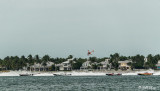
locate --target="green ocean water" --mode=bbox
[0,76,159,91]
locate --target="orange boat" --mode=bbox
[138,72,153,76]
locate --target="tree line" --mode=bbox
[0,53,160,71]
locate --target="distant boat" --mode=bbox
[53,73,72,76]
[138,72,153,76]
[106,73,122,76]
[19,73,34,76]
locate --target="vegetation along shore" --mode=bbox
[0,53,160,72]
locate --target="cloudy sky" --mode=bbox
[0,0,160,58]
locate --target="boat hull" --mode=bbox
[53,73,72,76]
[19,74,34,76]
[106,73,122,76]
[138,73,153,76]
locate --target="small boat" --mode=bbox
[53,73,72,76]
[106,73,114,76]
[138,72,153,76]
[19,73,34,76]
[116,73,122,76]
[53,74,62,76]
[106,73,122,76]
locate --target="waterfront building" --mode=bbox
[99,59,111,70]
[0,66,6,71]
[55,59,73,71]
[30,62,54,71]
[118,60,132,70]
[80,60,92,70]
[144,57,148,63]
[156,60,160,70]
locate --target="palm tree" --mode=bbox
[69,59,74,70]
[35,55,42,71]
[4,56,11,70]
[27,55,34,71]
[68,55,73,59]
[110,53,120,70]
[42,55,50,71]
[1,60,7,70]
[20,55,27,70]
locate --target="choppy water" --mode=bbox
[0,76,160,91]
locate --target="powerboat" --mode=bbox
[106,73,122,76]
[53,73,72,76]
[138,72,153,76]
[19,73,34,76]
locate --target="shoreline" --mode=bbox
[0,69,160,76]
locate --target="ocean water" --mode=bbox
[0,76,160,91]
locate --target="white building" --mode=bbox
[80,60,91,70]
[55,59,73,71]
[99,59,111,70]
[144,57,148,63]
[30,62,54,71]
[156,60,160,70]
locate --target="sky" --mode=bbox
[0,0,160,58]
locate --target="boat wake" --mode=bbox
[0,70,160,76]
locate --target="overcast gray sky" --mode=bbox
[0,0,160,58]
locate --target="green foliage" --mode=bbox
[67,55,73,59]
[89,57,97,63]
[49,65,55,71]
[92,64,98,69]
[72,58,85,69]
[110,53,120,70]
[53,57,66,64]
[0,53,159,71]
[119,56,128,61]
[144,54,160,69]
[42,55,50,67]
[131,54,145,69]
[97,57,108,63]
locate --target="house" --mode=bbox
[30,62,54,71]
[156,60,160,70]
[0,65,6,71]
[91,62,100,69]
[118,60,132,70]
[80,60,91,70]
[91,62,99,65]
[99,59,111,70]
[55,59,73,71]
[144,58,148,63]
